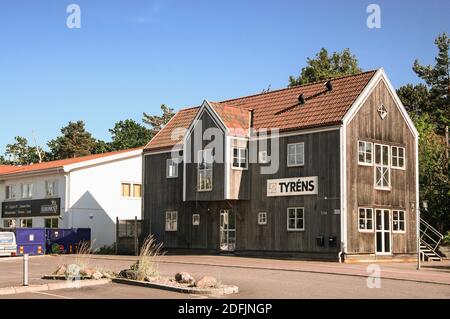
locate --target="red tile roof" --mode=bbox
[0,165,15,174]
[144,70,377,151]
[0,148,142,176]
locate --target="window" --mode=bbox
[377,104,388,119]
[392,210,406,232]
[167,159,179,178]
[358,141,373,165]
[391,146,405,169]
[287,143,304,167]
[232,148,248,169]
[287,207,304,231]
[358,208,374,232]
[121,183,141,198]
[165,211,178,231]
[45,180,58,197]
[197,149,213,191]
[3,219,16,228]
[45,218,59,229]
[5,185,16,200]
[19,219,32,228]
[258,212,267,225]
[374,144,390,189]
[21,183,33,199]
[259,151,269,164]
[192,214,200,226]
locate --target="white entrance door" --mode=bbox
[375,209,391,255]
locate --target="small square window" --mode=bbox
[165,211,178,232]
[259,151,269,164]
[258,212,267,225]
[392,210,406,233]
[192,214,200,226]
[167,159,179,178]
[358,141,373,165]
[287,207,304,231]
[287,143,304,167]
[358,208,374,232]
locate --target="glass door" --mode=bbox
[375,209,391,255]
[220,209,236,252]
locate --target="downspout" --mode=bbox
[338,124,347,263]
[64,173,71,228]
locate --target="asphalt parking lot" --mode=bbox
[1,255,449,299]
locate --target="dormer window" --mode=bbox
[232,147,248,169]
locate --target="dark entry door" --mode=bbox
[375,209,391,255]
[220,209,236,252]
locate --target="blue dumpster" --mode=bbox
[15,228,46,256]
[46,228,91,254]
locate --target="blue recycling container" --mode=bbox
[46,228,91,254]
[15,228,46,256]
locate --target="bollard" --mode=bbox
[23,254,29,286]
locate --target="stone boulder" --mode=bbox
[53,265,67,276]
[119,269,138,280]
[175,272,196,286]
[92,271,103,280]
[80,268,97,277]
[196,276,218,289]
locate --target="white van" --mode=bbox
[0,232,17,257]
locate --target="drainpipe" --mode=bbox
[64,173,71,228]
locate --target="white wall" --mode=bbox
[68,155,142,250]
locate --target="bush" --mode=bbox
[443,231,450,245]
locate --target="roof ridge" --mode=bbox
[218,69,379,105]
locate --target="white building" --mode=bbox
[0,149,143,250]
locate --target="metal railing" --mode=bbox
[420,218,444,257]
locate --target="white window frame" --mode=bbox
[358,207,374,232]
[374,143,391,190]
[392,210,406,233]
[258,212,267,225]
[287,207,305,231]
[232,147,248,170]
[3,219,16,228]
[166,158,179,178]
[358,141,373,166]
[165,211,178,232]
[197,149,213,192]
[258,150,269,164]
[5,185,17,200]
[45,180,58,197]
[391,146,406,170]
[192,214,200,226]
[287,142,305,167]
[21,183,33,199]
[19,218,33,228]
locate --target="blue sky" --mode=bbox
[0,0,449,154]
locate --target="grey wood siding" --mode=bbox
[346,80,418,255]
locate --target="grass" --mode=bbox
[134,235,165,281]
[74,240,94,270]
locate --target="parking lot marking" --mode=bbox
[34,291,73,300]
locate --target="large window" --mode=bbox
[391,146,405,169]
[374,144,390,189]
[21,183,33,199]
[165,211,178,231]
[5,185,16,200]
[19,219,33,228]
[45,218,59,229]
[358,208,374,232]
[167,159,179,178]
[45,180,58,197]
[287,207,304,231]
[3,219,16,228]
[232,148,248,169]
[392,210,406,233]
[358,141,373,165]
[121,183,141,198]
[197,149,213,191]
[287,143,304,167]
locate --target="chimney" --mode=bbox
[325,80,333,92]
[298,94,306,105]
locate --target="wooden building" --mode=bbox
[142,69,419,262]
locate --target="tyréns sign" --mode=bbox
[267,176,318,197]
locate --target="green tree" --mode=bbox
[288,48,362,87]
[397,83,432,117]
[413,114,450,233]
[48,121,96,159]
[143,104,175,137]
[4,136,42,165]
[91,139,113,154]
[411,33,450,132]
[109,119,152,151]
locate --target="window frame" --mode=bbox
[166,158,179,178]
[287,142,305,167]
[192,214,200,226]
[197,149,213,192]
[358,141,373,166]
[121,182,142,198]
[165,211,178,232]
[358,207,374,233]
[21,183,33,199]
[258,212,268,225]
[391,146,406,170]
[19,218,33,228]
[392,210,406,233]
[45,180,58,198]
[374,143,391,190]
[45,218,59,229]
[287,207,305,231]
[5,184,17,200]
[258,150,269,164]
[232,147,248,170]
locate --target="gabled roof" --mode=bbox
[0,165,15,174]
[0,148,142,177]
[144,70,377,151]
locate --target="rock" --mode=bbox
[80,268,96,277]
[66,264,81,277]
[144,276,158,283]
[92,272,103,280]
[102,272,113,279]
[119,269,138,280]
[53,265,67,276]
[175,272,195,285]
[196,276,218,289]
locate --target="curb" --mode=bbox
[0,279,111,296]
[112,278,239,295]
